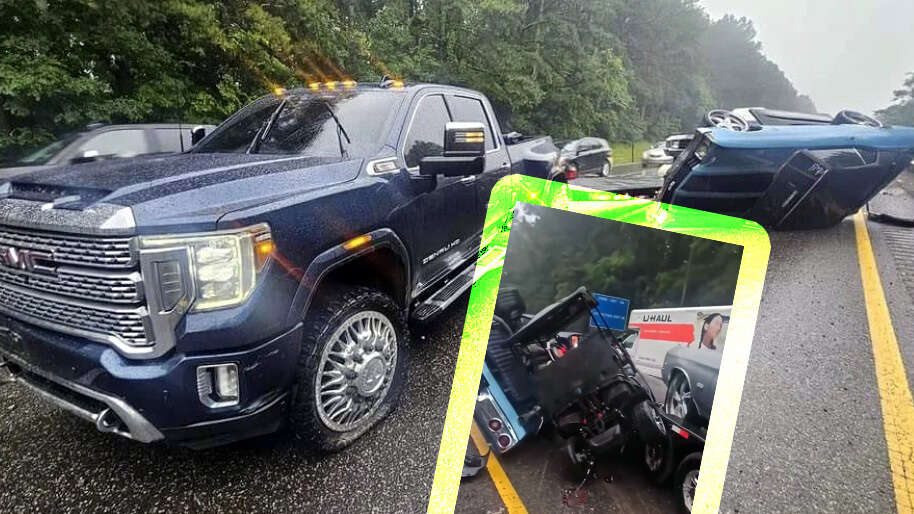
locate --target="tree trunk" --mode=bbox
[0,98,9,137]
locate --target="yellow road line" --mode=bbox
[854,211,914,513]
[469,423,529,514]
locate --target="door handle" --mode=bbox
[460,175,477,184]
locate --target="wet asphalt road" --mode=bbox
[719,173,914,513]
[0,300,467,513]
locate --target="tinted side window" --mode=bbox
[448,96,495,151]
[153,129,188,153]
[403,95,450,168]
[80,129,150,157]
[580,139,600,152]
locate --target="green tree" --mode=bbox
[700,15,817,114]
[607,0,716,139]
[0,1,817,160]
[501,204,742,314]
[876,72,914,126]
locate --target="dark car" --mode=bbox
[560,137,612,178]
[0,80,564,450]
[1,123,217,177]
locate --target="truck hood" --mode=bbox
[0,164,49,177]
[3,152,361,233]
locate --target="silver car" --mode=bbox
[641,141,673,168]
[661,344,721,427]
[1,123,217,178]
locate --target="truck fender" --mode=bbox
[285,228,411,326]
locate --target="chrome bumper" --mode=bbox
[0,353,164,443]
[474,389,521,454]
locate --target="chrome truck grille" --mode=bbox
[0,226,149,348]
[0,227,135,268]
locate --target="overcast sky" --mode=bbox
[700,0,914,116]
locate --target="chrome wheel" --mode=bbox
[666,375,692,419]
[706,109,749,131]
[601,162,611,177]
[682,469,699,512]
[315,311,398,432]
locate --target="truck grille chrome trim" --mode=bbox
[0,226,135,269]
[0,281,149,347]
[0,266,142,304]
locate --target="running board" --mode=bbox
[411,264,476,322]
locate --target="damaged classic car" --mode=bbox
[656,118,914,230]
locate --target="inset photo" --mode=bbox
[457,203,744,513]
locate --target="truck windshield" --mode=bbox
[195,90,402,157]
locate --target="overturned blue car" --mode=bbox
[656,112,914,230]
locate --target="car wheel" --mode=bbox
[289,286,408,453]
[664,372,693,421]
[675,451,702,513]
[643,436,674,484]
[565,436,593,482]
[833,109,883,127]
[601,162,611,177]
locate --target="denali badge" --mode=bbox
[0,245,55,273]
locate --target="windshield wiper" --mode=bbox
[247,98,288,154]
[321,101,351,159]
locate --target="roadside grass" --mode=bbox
[610,141,653,164]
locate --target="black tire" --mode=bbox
[643,434,674,484]
[289,286,409,453]
[833,109,883,127]
[675,451,702,513]
[565,436,592,483]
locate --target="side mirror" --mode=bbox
[71,149,100,164]
[419,122,486,177]
[190,126,207,146]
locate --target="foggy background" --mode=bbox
[701,0,914,116]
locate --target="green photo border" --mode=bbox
[427,174,771,513]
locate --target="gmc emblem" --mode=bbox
[0,245,55,273]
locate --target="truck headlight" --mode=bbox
[140,223,272,312]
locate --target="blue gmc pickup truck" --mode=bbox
[0,80,562,450]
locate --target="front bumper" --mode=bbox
[1,353,164,442]
[0,314,302,447]
[643,156,674,166]
[474,389,521,454]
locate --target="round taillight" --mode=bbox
[488,418,503,432]
[497,434,512,449]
